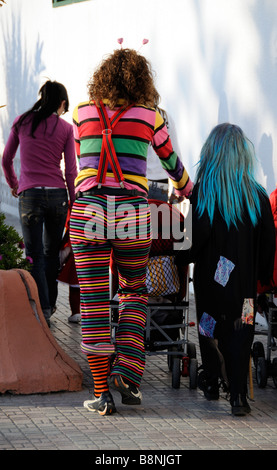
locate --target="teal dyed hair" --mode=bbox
[195,123,266,228]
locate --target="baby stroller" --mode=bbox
[110,198,198,389]
[252,290,277,388]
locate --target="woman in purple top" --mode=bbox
[2,80,77,326]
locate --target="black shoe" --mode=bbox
[230,394,251,416]
[83,391,116,415]
[43,308,51,327]
[112,375,142,405]
[198,371,219,400]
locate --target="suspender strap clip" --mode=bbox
[95,101,133,187]
[102,128,112,136]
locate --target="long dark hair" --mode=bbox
[14,80,69,137]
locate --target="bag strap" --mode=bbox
[95,100,133,188]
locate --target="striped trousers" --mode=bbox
[70,195,152,388]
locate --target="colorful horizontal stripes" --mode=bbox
[70,195,152,387]
[72,101,193,197]
[87,355,109,396]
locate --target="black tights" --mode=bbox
[199,321,254,397]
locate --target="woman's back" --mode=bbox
[3,112,76,201]
[190,185,275,321]
[73,101,191,197]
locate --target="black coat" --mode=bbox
[178,185,275,326]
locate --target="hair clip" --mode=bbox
[117,38,124,48]
[117,38,149,51]
[138,39,149,51]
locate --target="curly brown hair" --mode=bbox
[88,48,160,109]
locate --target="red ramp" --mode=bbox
[0,269,83,394]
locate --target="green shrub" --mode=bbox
[0,212,32,270]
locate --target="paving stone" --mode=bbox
[1,224,277,451]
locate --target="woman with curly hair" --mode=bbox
[70,47,192,415]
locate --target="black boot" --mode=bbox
[198,371,219,400]
[230,394,251,416]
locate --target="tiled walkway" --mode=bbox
[1,213,277,451]
[1,283,277,451]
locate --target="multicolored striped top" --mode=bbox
[72,99,193,197]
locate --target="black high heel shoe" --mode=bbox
[230,394,251,416]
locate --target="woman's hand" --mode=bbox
[11,186,18,198]
[168,193,184,204]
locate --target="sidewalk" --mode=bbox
[1,215,277,451]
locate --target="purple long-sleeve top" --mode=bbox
[2,113,77,204]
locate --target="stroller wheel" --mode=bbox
[187,342,196,359]
[256,356,267,388]
[252,341,265,367]
[189,358,198,389]
[172,357,181,389]
[167,350,173,371]
[272,358,277,388]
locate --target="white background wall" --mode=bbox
[1,0,277,214]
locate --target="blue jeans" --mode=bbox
[19,188,68,320]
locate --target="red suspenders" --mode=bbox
[95,100,133,188]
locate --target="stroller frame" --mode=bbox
[109,198,198,389]
[110,277,198,389]
[252,292,277,388]
[144,279,198,389]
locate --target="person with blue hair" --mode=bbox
[177,123,275,416]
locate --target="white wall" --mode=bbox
[1,0,277,214]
